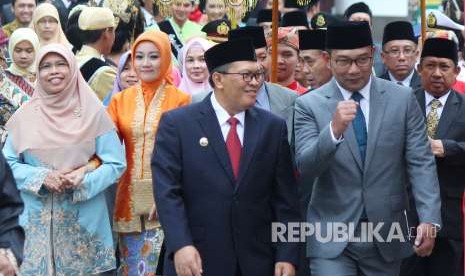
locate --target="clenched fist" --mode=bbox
[332,100,358,138]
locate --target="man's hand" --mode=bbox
[414,223,437,257]
[174,245,203,276]
[332,100,358,138]
[429,138,445,157]
[274,262,295,276]
[0,254,15,276]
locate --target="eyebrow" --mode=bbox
[135,51,160,54]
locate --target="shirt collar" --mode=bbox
[336,76,372,102]
[210,92,245,126]
[425,90,451,107]
[388,70,414,87]
[79,45,104,60]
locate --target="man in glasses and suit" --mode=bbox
[294,21,441,276]
[153,38,300,276]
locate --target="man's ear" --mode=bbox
[212,72,223,89]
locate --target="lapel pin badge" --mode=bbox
[199,137,209,147]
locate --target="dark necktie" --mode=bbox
[351,92,368,163]
[397,81,403,86]
[226,117,242,179]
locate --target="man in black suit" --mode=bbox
[0,152,24,276]
[379,21,422,91]
[400,37,465,276]
[152,38,301,276]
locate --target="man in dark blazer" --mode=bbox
[400,37,465,276]
[152,39,301,276]
[0,152,24,276]
[191,26,298,143]
[379,21,422,91]
[294,21,441,275]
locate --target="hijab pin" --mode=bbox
[73,107,82,118]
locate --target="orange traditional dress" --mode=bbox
[107,30,190,276]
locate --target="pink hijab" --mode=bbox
[6,43,114,170]
[178,37,214,95]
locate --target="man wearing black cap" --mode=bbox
[294,21,441,275]
[256,9,280,34]
[344,2,385,77]
[298,29,332,90]
[193,26,298,142]
[282,10,309,29]
[153,38,300,276]
[379,21,421,90]
[399,37,465,276]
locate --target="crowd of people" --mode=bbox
[0,0,464,275]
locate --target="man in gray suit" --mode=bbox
[192,26,297,142]
[294,21,441,275]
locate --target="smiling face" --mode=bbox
[134,41,161,83]
[12,40,35,70]
[205,0,226,21]
[212,61,262,115]
[13,0,36,25]
[38,52,71,95]
[120,57,138,89]
[185,46,208,83]
[171,0,193,25]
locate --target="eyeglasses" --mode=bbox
[384,47,416,57]
[38,61,69,72]
[38,17,58,25]
[218,71,265,82]
[333,56,373,69]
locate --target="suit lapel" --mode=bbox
[364,78,387,172]
[198,95,236,184]
[436,91,460,138]
[326,80,364,171]
[415,89,426,117]
[236,109,260,189]
[410,71,422,90]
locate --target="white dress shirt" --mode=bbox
[389,70,414,87]
[210,93,245,146]
[425,90,450,119]
[330,77,372,142]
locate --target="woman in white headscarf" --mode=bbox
[5,28,39,97]
[30,2,72,48]
[177,37,214,95]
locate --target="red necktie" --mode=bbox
[226,117,242,179]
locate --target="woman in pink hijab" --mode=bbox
[2,43,126,275]
[177,37,215,95]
